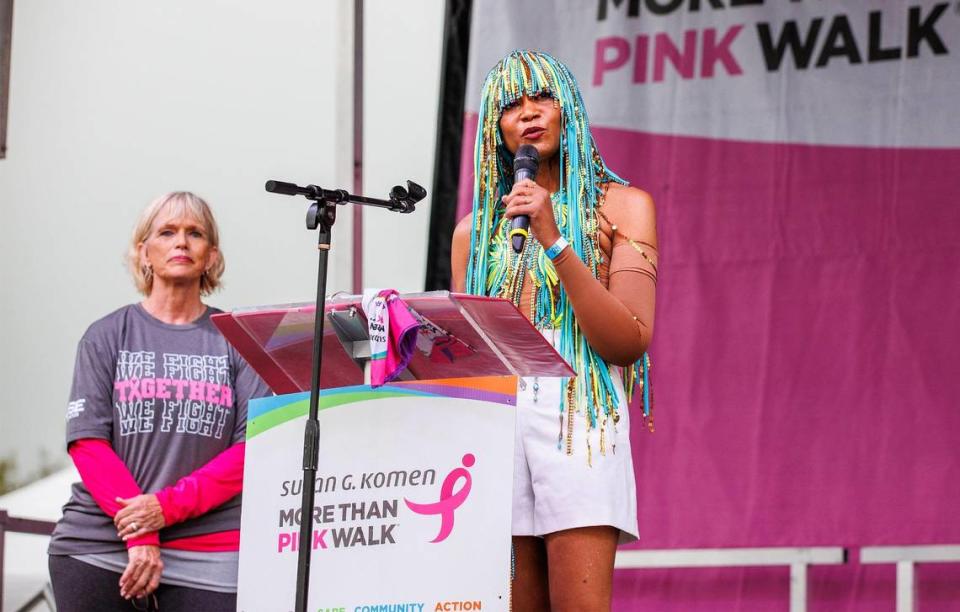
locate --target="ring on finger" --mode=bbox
[130,521,139,531]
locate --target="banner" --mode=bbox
[478,1,956,139]
[460,2,960,610]
[237,378,516,612]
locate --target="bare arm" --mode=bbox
[450,214,473,293]
[551,185,658,366]
[475,182,658,366]
[506,183,657,366]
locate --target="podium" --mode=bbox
[213,291,572,612]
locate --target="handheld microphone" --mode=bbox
[509,144,540,253]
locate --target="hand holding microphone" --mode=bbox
[503,144,561,253]
[508,145,539,253]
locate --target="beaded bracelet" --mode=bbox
[544,236,569,260]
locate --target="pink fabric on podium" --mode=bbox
[364,289,420,387]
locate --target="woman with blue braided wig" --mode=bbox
[452,50,658,610]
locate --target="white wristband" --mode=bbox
[544,236,569,260]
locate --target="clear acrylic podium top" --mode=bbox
[212,291,574,394]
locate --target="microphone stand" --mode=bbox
[264,178,424,612]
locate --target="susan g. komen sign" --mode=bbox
[236,379,516,612]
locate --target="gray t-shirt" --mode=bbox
[49,303,271,556]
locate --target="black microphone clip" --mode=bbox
[388,180,427,213]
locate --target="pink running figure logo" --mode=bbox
[404,453,475,543]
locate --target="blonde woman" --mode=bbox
[48,192,270,611]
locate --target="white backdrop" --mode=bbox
[0,0,443,485]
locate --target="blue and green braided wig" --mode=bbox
[464,50,651,431]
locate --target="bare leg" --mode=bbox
[511,536,550,611]
[543,526,619,612]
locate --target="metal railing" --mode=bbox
[860,545,960,612]
[615,546,848,612]
[7,516,958,612]
[0,509,57,611]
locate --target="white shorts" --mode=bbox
[512,342,639,544]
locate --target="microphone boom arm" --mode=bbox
[265,179,424,215]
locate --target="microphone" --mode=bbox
[509,144,540,253]
[265,180,306,196]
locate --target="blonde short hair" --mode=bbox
[127,192,225,296]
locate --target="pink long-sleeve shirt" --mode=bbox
[69,438,243,551]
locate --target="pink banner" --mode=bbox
[461,1,960,607]
[455,100,960,612]
[600,126,960,610]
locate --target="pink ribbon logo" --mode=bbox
[404,453,475,543]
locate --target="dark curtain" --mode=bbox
[424,0,472,291]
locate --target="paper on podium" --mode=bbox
[212,291,575,394]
